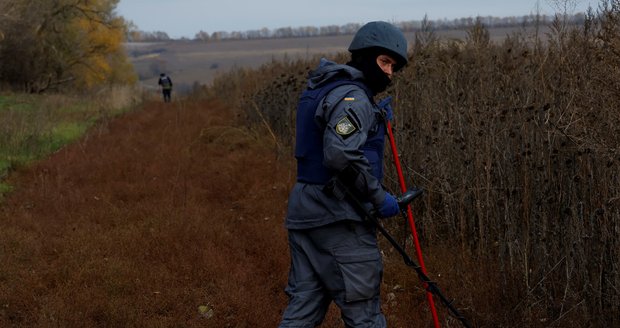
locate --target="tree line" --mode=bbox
[126,13,587,42]
[0,0,135,93]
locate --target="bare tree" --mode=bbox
[194,30,210,42]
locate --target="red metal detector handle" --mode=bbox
[386,121,441,328]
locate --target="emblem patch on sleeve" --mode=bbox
[335,116,357,137]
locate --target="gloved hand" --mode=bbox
[377,192,399,218]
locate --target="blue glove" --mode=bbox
[377,192,399,218]
[377,96,393,121]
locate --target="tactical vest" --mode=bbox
[160,77,172,90]
[295,80,388,184]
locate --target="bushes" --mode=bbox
[0,0,136,93]
[398,14,619,326]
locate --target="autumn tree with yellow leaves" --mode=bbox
[0,0,135,92]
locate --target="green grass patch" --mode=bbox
[0,89,139,200]
[45,122,89,152]
[0,159,11,174]
[0,182,13,198]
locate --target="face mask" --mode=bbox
[347,52,392,95]
[362,59,391,94]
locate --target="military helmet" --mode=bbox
[348,21,408,71]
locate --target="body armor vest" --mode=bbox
[295,80,387,184]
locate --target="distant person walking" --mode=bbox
[158,73,173,102]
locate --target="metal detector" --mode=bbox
[325,175,473,328]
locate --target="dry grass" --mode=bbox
[0,99,295,327]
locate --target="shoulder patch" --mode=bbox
[335,116,357,136]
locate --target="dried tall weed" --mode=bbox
[209,9,620,327]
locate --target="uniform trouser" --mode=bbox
[162,89,171,102]
[278,220,386,328]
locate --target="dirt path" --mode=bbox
[0,99,440,328]
[0,99,306,327]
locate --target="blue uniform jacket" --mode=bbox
[286,58,391,230]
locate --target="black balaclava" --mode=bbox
[346,47,392,95]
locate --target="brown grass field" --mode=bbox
[128,26,541,92]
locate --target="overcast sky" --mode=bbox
[116,0,598,39]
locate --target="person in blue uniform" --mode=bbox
[279,21,409,328]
